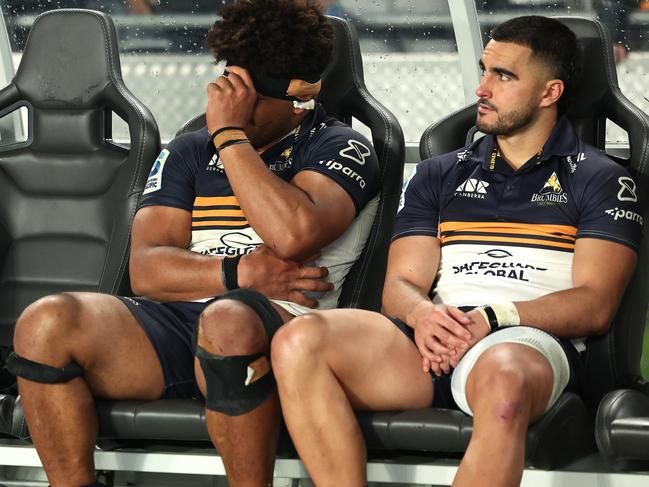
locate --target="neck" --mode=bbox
[255,113,309,154]
[496,112,558,170]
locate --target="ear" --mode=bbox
[539,79,565,108]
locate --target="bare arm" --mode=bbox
[448,238,637,367]
[382,236,637,373]
[221,147,356,260]
[129,206,332,304]
[382,236,473,374]
[513,238,637,336]
[382,236,440,320]
[205,66,357,260]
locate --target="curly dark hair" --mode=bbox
[205,0,335,79]
[491,16,582,114]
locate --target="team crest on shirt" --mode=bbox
[531,172,568,204]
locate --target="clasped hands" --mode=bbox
[406,301,491,376]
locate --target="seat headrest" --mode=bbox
[317,16,365,123]
[14,9,122,108]
[558,16,617,119]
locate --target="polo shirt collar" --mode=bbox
[474,116,580,171]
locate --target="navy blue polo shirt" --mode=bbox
[393,116,642,308]
[138,104,380,315]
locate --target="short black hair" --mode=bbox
[491,16,582,113]
[205,0,335,79]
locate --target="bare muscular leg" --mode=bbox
[452,344,554,487]
[194,298,292,487]
[13,293,165,487]
[271,309,434,487]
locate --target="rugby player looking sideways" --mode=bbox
[271,15,641,487]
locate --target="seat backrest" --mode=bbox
[178,16,405,311]
[419,16,649,407]
[0,9,160,351]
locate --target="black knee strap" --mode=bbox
[196,289,284,415]
[5,352,83,384]
[196,345,275,415]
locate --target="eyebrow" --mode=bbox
[479,59,519,80]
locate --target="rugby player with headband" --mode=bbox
[272,16,642,487]
[8,2,380,486]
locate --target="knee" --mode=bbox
[198,299,267,355]
[271,313,326,375]
[13,293,82,356]
[467,353,532,422]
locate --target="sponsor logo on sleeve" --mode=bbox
[143,149,170,194]
[339,139,371,165]
[605,207,643,225]
[317,159,367,189]
[617,176,638,202]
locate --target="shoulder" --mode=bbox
[307,120,375,157]
[568,143,631,184]
[165,128,209,161]
[417,138,483,178]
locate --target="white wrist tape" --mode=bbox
[490,302,521,327]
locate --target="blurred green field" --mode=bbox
[643,321,649,380]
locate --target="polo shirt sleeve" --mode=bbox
[576,164,642,253]
[139,141,197,212]
[392,159,440,241]
[296,127,379,214]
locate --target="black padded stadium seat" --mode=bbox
[4,16,405,447]
[596,387,649,471]
[0,8,160,433]
[401,16,649,469]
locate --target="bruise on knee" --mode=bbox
[493,400,526,423]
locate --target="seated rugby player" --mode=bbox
[272,16,641,487]
[7,1,379,486]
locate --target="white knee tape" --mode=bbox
[450,326,570,416]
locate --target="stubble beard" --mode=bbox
[476,103,537,136]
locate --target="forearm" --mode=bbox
[130,247,225,302]
[220,144,322,258]
[382,277,432,325]
[513,286,616,338]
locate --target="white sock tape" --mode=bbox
[450,326,570,416]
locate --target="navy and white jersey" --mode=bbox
[394,117,642,334]
[140,104,380,315]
